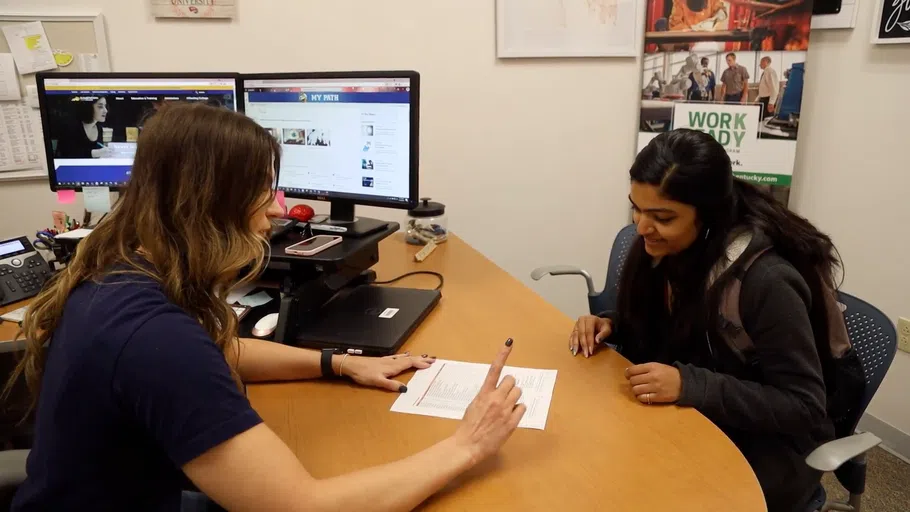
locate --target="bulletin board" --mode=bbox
[0,11,111,182]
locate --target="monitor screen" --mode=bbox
[242,75,414,207]
[40,75,239,189]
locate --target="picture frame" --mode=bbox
[871,0,910,44]
[495,0,646,58]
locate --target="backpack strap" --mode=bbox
[823,282,852,357]
[715,247,771,364]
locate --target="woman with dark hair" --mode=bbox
[570,129,841,511]
[55,96,111,159]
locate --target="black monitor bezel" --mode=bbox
[36,71,242,192]
[240,70,420,211]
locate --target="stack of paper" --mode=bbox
[390,359,557,430]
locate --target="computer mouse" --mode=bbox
[252,313,280,337]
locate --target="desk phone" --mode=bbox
[0,236,53,308]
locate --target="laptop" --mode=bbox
[295,285,441,356]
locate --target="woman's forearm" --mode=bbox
[312,436,475,512]
[228,337,342,382]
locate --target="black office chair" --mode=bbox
[804,292,898,512]
[531,224,638,316]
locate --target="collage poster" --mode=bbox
[635,0,814,205]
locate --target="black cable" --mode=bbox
[373,271,444,291]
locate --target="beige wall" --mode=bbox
[1,1,907,436]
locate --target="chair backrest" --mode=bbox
[837,292,898,432]
[588,224,638,315]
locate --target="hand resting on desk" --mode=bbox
[185,339,527,512]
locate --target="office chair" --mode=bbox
[532,225,898,512]
[805,292,898,512]
[531,224,638,316]
[0,449,28,510]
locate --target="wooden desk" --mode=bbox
[248,234,766,511]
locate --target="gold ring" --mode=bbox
[647,393,652,405]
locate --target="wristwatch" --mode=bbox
[321,348,338,378]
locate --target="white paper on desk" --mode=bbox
[0,54,21,100]
[225,283,256,304]
[0,305,28,323]
[390,359,558,430]
[0,101,43,172]
[238,291,272,308]
[2,22,57,75]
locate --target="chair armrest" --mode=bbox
[530,265,597,296]
[806,432,881,472]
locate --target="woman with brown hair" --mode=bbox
[6,103,525,511]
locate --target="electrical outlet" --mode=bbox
[899,318,910,354]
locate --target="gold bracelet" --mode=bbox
[338,353,349,377]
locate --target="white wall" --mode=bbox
[1,1,907,437]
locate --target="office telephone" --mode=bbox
[0,236,53,308]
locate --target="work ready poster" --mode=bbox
[636,0,813,204]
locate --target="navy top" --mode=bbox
[12,271,262,511]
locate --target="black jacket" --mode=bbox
[605,251,834,512]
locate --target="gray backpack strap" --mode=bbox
[823,282,852,358]
[715,246,772,364]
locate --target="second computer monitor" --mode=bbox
[241,71,419,217]
[37,73,240,190]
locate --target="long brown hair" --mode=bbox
[3,102,280,412]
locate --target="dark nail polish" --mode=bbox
[398,385,408,393]
[505,338,513,347]
[421,354,428,358]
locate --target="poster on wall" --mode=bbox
[151,0,236,19]
[871,0,910,44]
[636,0,813,205]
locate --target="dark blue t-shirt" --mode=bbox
[12,271,262,511]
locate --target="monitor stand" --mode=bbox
[310,200,388,238]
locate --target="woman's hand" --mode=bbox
[624,363,682,404]
[91,147,112,158]
[569,315,612,358]
[342,352,436,392]
[454,339,526,465]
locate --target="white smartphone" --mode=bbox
[285,235,343,256]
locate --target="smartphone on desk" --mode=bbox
[285,235,343,256]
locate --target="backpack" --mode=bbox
[708,232,866,436]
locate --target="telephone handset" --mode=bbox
[0,236,53,308]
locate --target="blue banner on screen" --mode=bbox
[246,92,409,104]
[55,165,132,187]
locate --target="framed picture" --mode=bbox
[496,0,646,58]
[871,0,910,44]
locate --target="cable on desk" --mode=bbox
[373,271,444,291]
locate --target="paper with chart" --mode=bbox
[390,359,557,430]
[497,0,644,57]
[0,101,43,172]
[2,22,57,75]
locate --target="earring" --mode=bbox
[704,228,711,240]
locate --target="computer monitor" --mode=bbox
[241,71,419,237]
[36,72,240,191]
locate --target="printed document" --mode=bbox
[390,359,557,430]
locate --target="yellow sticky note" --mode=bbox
[53,51,74,67]
[24,34,41,50]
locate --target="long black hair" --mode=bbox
[617,129,840,357]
